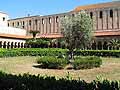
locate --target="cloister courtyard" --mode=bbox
[0,56,119,82]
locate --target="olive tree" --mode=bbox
[60,11,94,60]
[29,30,40,40]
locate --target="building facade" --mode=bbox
[0,12,26,48]
[8,1,120,50]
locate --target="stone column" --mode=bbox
[97,10,103,30]
[1,42,4,48]
[103,10,107,30]
[4,42,8,49]
[101,42,104,50]
[51,16,54,34]
[108,9,113,29]
[7,42,10,49]
[95,42,97,50]
[113,9,119,29]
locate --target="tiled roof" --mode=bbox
[26,34,62,39]
[74,1,120,12]
[1,30,120,39]
[0,33,26,39]
[27,31,120,39]
[95,30,120,37]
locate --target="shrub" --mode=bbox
[0,48,67,57]
[0,71,119,90]
[37,56,68,69]
[73,56,102,69]
[0,48,120,58]
[26,38,51,48]
[75,50,120,57]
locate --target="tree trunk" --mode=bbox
[68,49,74,60]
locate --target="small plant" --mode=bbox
[37,56,68,69]
[66,72,72,80]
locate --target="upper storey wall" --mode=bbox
[0,12,9,27]
[73,1,120,31]
[74,1,120,12]
[0,12,26,37]
[8,1,120,37]
[8,13,69,36]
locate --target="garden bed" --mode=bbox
[36,56,102,69]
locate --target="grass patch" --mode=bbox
[0,56,119,82]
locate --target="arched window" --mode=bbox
[90,12,93,18]
[12,22,14,27]
[72,14,75,17]
[23,21,25,25]
[8,23,9,27]
[42,18,44,24]
[3,17,5,21]
[99,11,103,18]
[56,16,59,23]
[17,22,19,26]
[110,9,113,18]
[35,19,37,25]
[29,20,31,26]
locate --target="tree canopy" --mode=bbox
[60,11,94,59]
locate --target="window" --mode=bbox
[49,17,51,24]
[8,23,9,27]
[72,14,75,17]
[42,19,44,24]
[3,17,5,21]
[99,11,103,18]
[35,19,37,25]
[12,22,14,27]
[17,22,19,26]
[56,16,59,23]
[110,10,113,18]
[29,20,31,26]
[23,21,25,25]
[90,12,93,18]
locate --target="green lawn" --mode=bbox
[0,56,120,82]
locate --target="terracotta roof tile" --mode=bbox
[1,31,120,39]
[74,1,120,12]
[95,30,120,36]
[0,33,26,39]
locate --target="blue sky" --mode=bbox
[0,0,112,19]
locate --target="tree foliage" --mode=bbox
[60,11,94,59]
[108,39,120,50]
[29,30,40,39]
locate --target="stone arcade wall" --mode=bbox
[7,1,120,50]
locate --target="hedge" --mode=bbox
[0,71,119,90]
[37,56,68,69]
[73,56,102,69]
[0,48,67,57]
[0,48,120,57]
[75,50,120,57]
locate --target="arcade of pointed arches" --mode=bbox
[0,37,120,50]
[0,41,26,49]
